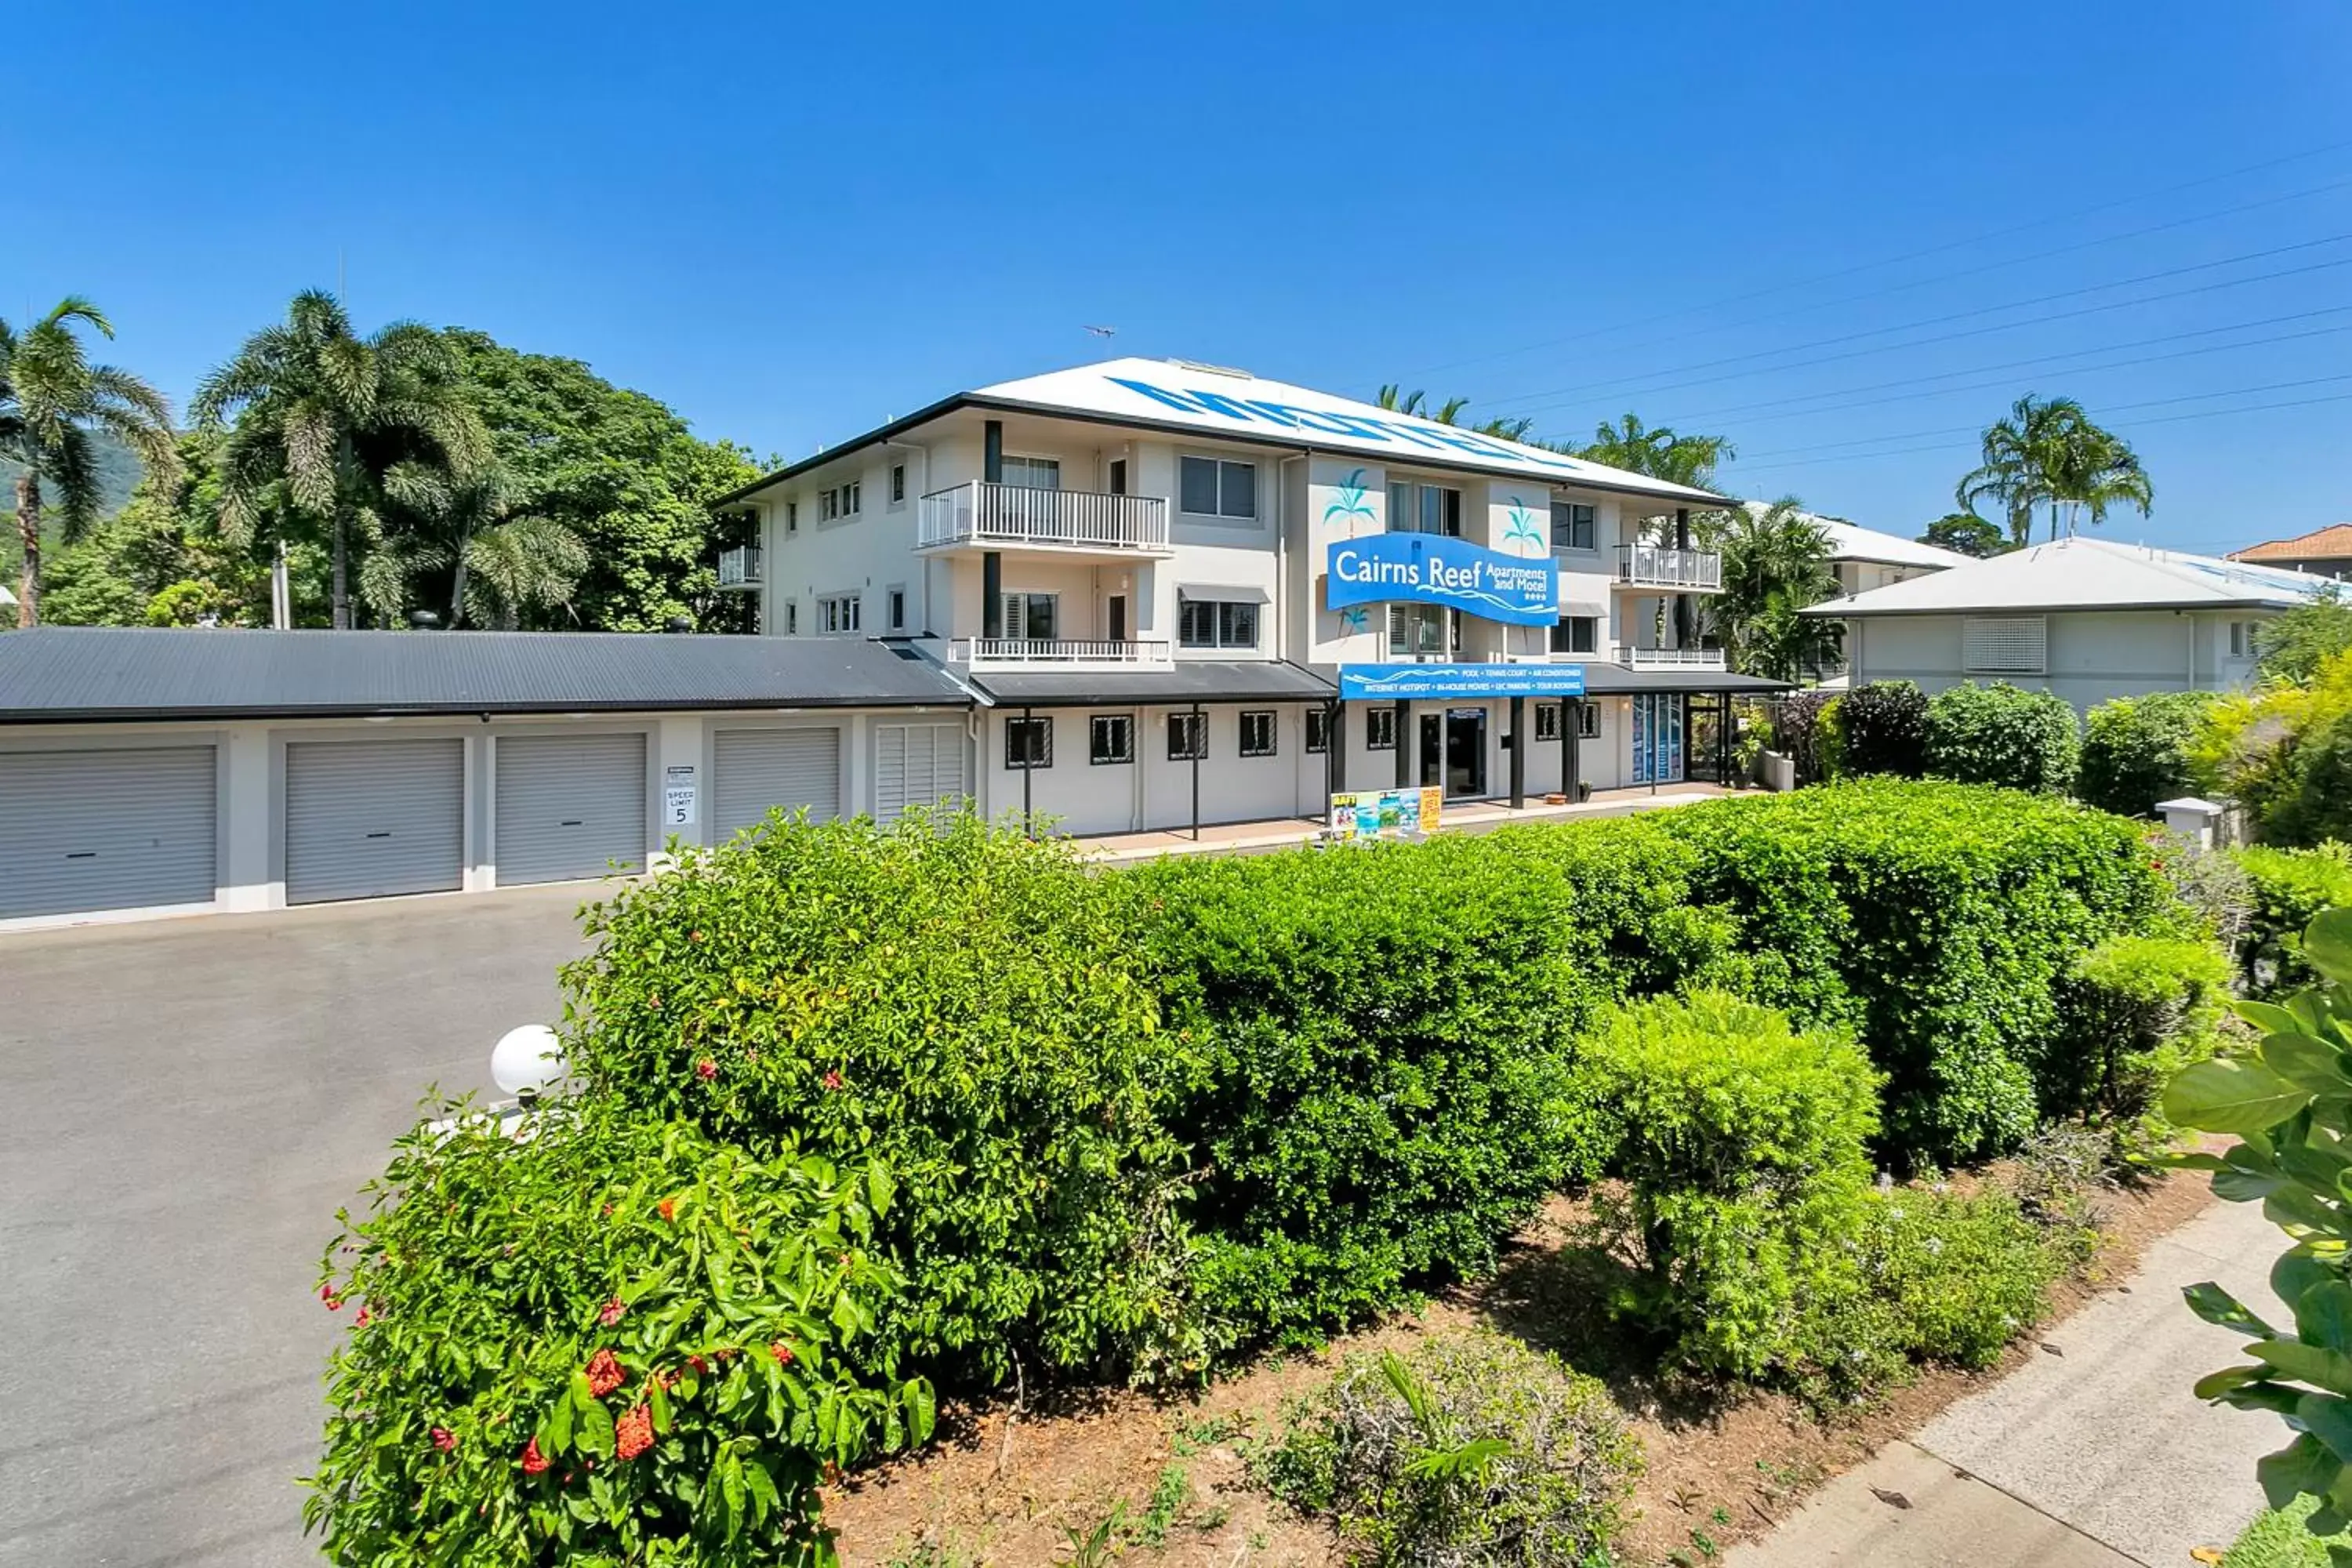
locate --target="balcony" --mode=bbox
[919,481,1172,555]
[1615,544,1722,592]
[1613,644,1729,672]
[716,545,760,590]
[949,637,1175,670]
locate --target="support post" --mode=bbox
[1508,695,1525,809]
[1673,506,1692,649]
[1326,699,1344,800]
[982,419,1004,484]
[1565,700,1580,803]
[982,550,1003,640]
[1189,702,1203,841]
[1394,699,1410,789]
[1020,705,1034,838]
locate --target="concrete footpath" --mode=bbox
[1727,1195,2290,1568]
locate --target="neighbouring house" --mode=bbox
[1801,535,2334,711]
[1731,503,1973,683]
[713,356,1787,839]
[2228,522,2352,581]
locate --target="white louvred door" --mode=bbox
[873,722,966,825]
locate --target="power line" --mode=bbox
[1487,233,2352,411]
[1396,136,2352,379]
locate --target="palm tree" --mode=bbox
[194,291,491,628]
[1577,414,1734,489]
[1374,384,1536,441]
[358,466,586,630]
[1956,394,2151,546]
[0,299,180,626]
[1711,499,1844,681]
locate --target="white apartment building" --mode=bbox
[717,357,1788,837]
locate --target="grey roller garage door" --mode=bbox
[873,723,967,824]
[285,738,465,905]
[714,728,840,837]
[495,732,647,885]
[0,746,218,919]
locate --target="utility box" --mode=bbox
[2155,796,2224,851]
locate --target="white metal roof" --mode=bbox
[732,358,1731,508]
[1748,503,1974,569]
[1802,536,2336,617]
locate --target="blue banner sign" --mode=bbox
[1338,662,1589,701]
[1326,535,1559,626]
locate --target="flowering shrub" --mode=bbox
[306,1101,932,1567]
[561,809,1200,1385]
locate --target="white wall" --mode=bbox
[975,702,1322,835]
[1846,607,2278,711]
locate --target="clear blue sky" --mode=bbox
[13,0,2350,552]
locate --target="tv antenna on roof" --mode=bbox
[1082,324,1116,337]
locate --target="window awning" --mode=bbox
[1178,583,1271,603]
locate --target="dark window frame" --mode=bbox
[1365,706,1398,750]
[1167,711,1208,761]
[1089,713,1135,766]
[1239,710,1277,758]
[1004,715,1054,770]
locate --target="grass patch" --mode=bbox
[2227,1499,2352,1566]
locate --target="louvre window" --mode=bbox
[1962,616,2048,675]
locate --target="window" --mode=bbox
[1366,706,1398,750]
[1000,456,1062,490]
[1090,713,1134,765]
[1577,702,1601,740]
[1179,456,1259,519]
[2230,620,2258,659]
[1305,708,1330,754]
[1549,615,1599,655]
[1389,481,1462,537]
[1535,702,1561,742]
[1240,710,1277,757]
[1388,604,1446,658]
[1000,592,1058,641]
[818,593,862,634]
[1551,501,1597,550]
[1178,596,1260,649]
[1004,716,1053,769]
[889,463,906,505]
[783,599,798,636]
[887,587,906,632]
[1167,710,1207,760]
[1962,615,2048,674]
[818,481,862,521]
[785,500,798,534]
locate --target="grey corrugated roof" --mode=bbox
[0,627,974,723]
[971,660,1337,708]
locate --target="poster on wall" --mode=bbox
[1327,786,1445,842]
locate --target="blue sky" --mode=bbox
[12,0,2350,551]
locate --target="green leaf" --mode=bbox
[2303,1283,2352,1353]
[2259,1432,2341,1510]
[648,1376,673,1432]
[742,1456,781,1519]
[2194,1365,2272,1399]
[2220,1380,2310,1416]
[2185,1280,2282,1338]
[576,1397,616,1458]
[2216,1164,2288,1203]
[2164,1058,2314,1136]
[2280,1251,2339,1310]
[2241,999,2313,1035]
[2264,1031,2352,1094]
[543,1388,575,1456]
[2252,1337,2352,1394]
[2306,1393,2352,1465]
[2310,911,2352,985]
[902,1377,936,1445]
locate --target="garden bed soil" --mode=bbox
[823,1167,2215,1568]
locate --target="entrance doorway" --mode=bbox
[1106,593,1127,642]
[1419,713,1442,789]
[1443,708,1486,798]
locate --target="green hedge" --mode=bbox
[2079,691,2217,818]
[2234,843,2352,996]
[1840,681,1930,777]
[1923,681,2082,795]
[1653,780,2169,1162]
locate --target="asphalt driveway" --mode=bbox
[0,886,598,1568]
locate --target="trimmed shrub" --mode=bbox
[2235,843,2352,996]
[1854,1185,2076,1371]
[2263,705,2352,850]
[1655,779,2169,1162]
[1839,680,1930,777]
[1125,833,1631,1348]
[560,809,1200,1385]
[1581,992,1882,1384]
[2045,933,2232,1142]
[307,1101,932,1567]
[1777,689,1837,784]
[1923,681,2082,795]
[2079,691,2219,818]
[1258,1329,1641,1568]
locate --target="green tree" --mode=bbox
[2257,587,2352,685]
[1957,394,2152,547]
[0,298,180,626]
[1575,413,1734,490]
[1919,511,2012,558]
[1712,499,1844,681]
[1373,384,1535,441]
[39,431,294,627]
[194,291,492,629]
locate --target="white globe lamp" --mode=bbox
[491,1024,567,1098]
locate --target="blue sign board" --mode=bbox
[1338,662,1588,701]
[1326,535,1559,626]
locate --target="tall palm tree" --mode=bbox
[1577,414,1734,490]
[1956,394,2151,546]
[1374,383,1536,441]
[194,291,491,628]
[0,299,180,626]
[1712,499,1844,681]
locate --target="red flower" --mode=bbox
[820,1070,844,1091]
[585,1348,625,1398]
[695,1058,717,1081]
[687,1355,709,1375]
[354,1306,372,1328]
[657,1198,676,1222]
[598,1297,627,1327]
[323,1294,343,1312]
[521,1437,550,1475]
[770,1341,796,1367]
[431,1427,457,1453]
[615,1405,655,1461]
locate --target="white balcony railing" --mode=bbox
[950,638,1175,668]
[1616,544,1723,591]
[918,481,1171,554]
[1614,644,1729,671]
[716,545,760,589]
